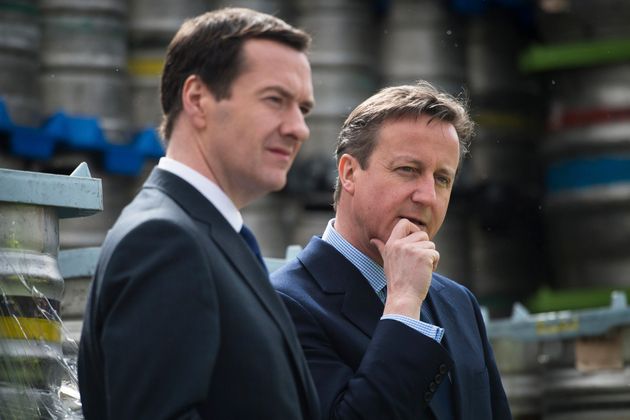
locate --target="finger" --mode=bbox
[397,230,431,244]
[431,250,440,271]
[413,248,439,270]
[389,218,421,241]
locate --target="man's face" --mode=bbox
[201,39,314,207]
[341,115,460,262]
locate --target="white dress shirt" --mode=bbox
[157,157,243,232]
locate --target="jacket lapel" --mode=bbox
[208,215,321,417]
[299,237,385,338]
[145,169,285,323]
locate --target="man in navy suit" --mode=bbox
[78,8,318,419]
[272,81,512,419]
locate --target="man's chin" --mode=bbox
[265,175,288,193]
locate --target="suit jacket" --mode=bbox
[78,168,320,420]
[271,237,511,420]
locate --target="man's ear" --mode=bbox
[338,154,359,196]
[181,75,209,129]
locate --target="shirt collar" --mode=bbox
[322,218,387,299]
[158,157,243,232]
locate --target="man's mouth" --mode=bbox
[268,147,292,160]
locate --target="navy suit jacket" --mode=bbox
[78,168,319,420]
[271,237,511,420]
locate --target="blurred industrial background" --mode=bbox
[2,0,630,418]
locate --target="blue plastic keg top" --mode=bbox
[0,98,165,177]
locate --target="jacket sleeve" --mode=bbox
[277,291,453,420]
[97,220,218,420]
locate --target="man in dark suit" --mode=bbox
[78,8,318,419]
[272,81,512,419]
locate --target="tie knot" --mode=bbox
[239,224,256,246]
[239,225,267,272]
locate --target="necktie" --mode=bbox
[239,224,267,272]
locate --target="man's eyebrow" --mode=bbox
[262,85,314,112]
[391,156,456,177]
[301,98,315,113]
[390,156,422,166]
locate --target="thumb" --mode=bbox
[370,238,385,257]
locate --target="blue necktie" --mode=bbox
[239,224,267,272]
[421,303,455,420]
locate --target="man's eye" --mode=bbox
[397,166,415,173]
[267,96,282,105]
[436,175,452,187]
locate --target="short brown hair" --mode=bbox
[333,80,475,207]
[159,8,311,142]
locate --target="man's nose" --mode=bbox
[411,176,437,204]
[281,105,310,142]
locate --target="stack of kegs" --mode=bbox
[0,164,102,419]
[294,0,378,196]
[545,64,630,288]
[277,0,378,249]
[543,64,630,290]
[0,0,41,127]
[40,0,130,143]
[127,0,211,230]
[465,7,545,315]
[380,0,465,95]
[128,0,211,133]
[0,200,66,418]
[530,0,630,294]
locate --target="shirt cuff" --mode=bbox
[381,314,444,342]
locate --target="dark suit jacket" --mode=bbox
[78,168,320,420]
[271,237,511,420]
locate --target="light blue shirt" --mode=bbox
[322,219,444,342]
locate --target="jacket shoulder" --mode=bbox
[433,272,474,295]
[270,256,312,293]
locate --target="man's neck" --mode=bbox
[333,212,383,266]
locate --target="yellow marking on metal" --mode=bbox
[535,317,579,336]
[0,316,61,342]
[128,58,164,76]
